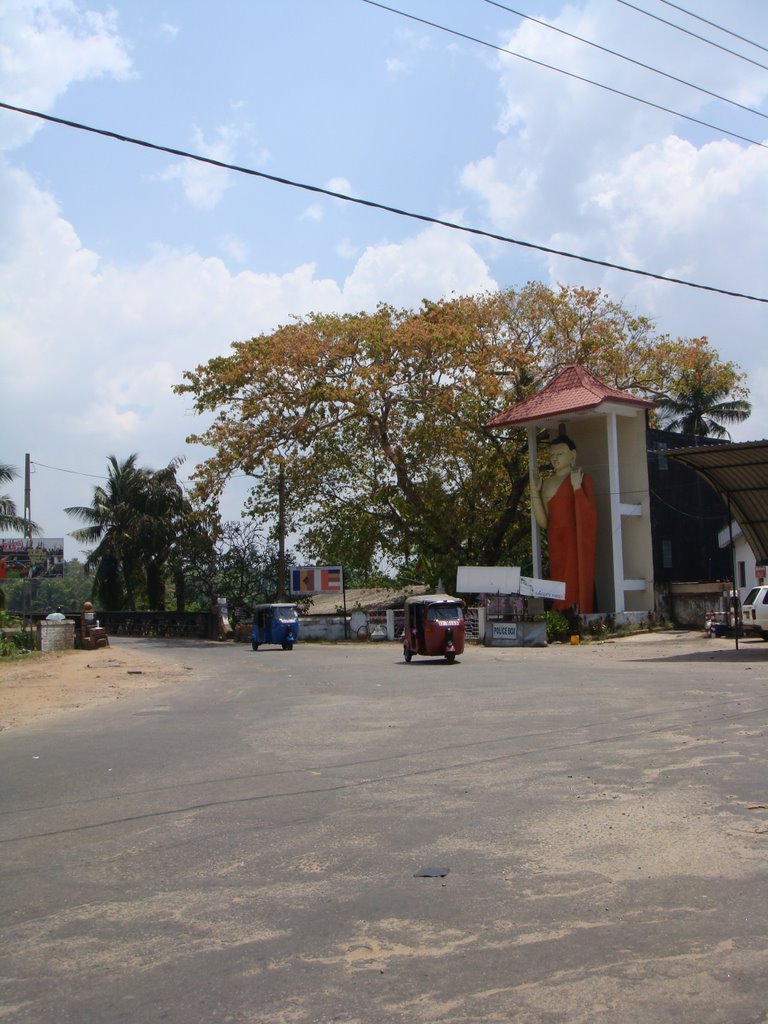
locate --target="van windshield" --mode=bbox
[274,605,298,620]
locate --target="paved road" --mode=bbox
[2,634,767,1023]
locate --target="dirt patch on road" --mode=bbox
[0,647,191,731]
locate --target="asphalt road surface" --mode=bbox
[2,634,768,1024]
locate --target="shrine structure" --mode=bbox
[486,364,655,617]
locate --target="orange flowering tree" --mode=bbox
[174,283,750,587]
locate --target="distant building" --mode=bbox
[646,428,732,586]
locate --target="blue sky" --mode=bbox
[1,0,767,555]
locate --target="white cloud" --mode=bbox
[300,203,324,222]
[385,57,407,74]
[341,227,497,309]
[326,176,354,197]
[159,124,240,209]
[217,234,248,263]
[0,1,131,148]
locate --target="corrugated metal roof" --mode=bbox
[665,440,768,561]
[486,364,653,428]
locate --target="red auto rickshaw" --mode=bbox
[403,594,465,663]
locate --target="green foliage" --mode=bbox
[541,609,571,643]
[0,560,93,614]
[179,519,289,617]
[586,617,610,639]
[0,613,36,657]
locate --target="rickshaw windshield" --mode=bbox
[274,605,298,621]
[427,604,463,622]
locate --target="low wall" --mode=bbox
[658,581,732,629]
[484,620,547,648]
[299,615,349,642]
[37,619,75,651]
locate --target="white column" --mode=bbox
[528,425,542,579]
[606,412,625,613]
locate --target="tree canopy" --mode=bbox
[653,337,751,439]
[174,283,751,588]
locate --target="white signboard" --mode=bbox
[456,565,522,594]
[518,575,566,601]
[491,622,518,641]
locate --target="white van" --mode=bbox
[741,585,768,640]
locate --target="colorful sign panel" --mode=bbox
[291,565,344,594]
[0,538,65,579]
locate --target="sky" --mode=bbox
[1,0,767,558]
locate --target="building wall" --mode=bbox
[646,429,732,585]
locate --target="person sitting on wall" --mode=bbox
[529,433,598,614]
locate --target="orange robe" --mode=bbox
[547,474,597,613]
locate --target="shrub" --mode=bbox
[542,610,571,643]
[0,627,36,658]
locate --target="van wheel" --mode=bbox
[445,652,456,663]
[252,641,259,651]
[761,631,768,641]
[282,641,293,650]
[404,646,412,662]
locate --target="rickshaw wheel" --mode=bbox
[404,646,412,663]
[282,642,293,651]
[445,652,456,663]
[251,641,259,651]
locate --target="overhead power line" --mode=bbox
[480,0,768,121]
[655,0,768,55]
[1,100,766,305]
[613,0,768,71]
[360,0,768,149]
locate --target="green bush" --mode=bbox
[0,627,36,658]
[542,610,571,643]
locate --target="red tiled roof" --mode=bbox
[486,364,654,428]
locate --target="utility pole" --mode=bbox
[277,463,286,600]
[23,454,32,626]
[24,454,32,548]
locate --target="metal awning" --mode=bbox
[666,440,768,561]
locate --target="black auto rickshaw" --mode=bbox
[251,603,299,651]
[403,594,465,663]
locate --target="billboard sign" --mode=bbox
[456,565,522,594]
[0,538,65,579]
[291,565,344,594]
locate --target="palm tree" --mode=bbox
[65,454,194,610]
[135,457,188,610]
[65,454,146,609]
[656,384,752,440]
[0,463,40,534]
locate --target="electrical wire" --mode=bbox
[655,0,768,55]
[30,461,105,479]
[613,0,768,71]
[1,100,766,304]
[480,0,768,121]
[359,0,768,149]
